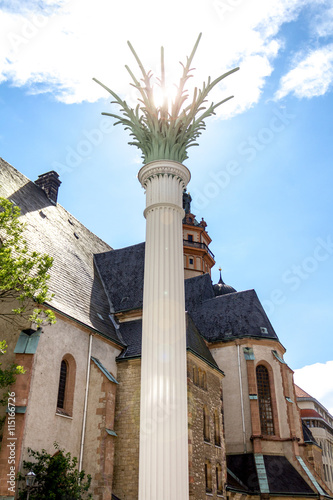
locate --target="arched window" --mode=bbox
[214,409,221,446]
[216,463,223,494]
[57,360,67,409]
[56,354,76,416]
[203,406,210,442]
[256,364,274,435]
[205,459,212,493]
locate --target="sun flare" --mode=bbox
[153,83,178,112]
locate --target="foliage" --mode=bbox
[94,33,239,164]
[0,196,55,326]
[17,443,92,499]
[0,340,25,442]
[0,340,25,406]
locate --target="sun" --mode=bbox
[153,82,178,112]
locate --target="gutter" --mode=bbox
[187,347,225,375]
[79,333,93,473]
[115,347,225,375]
[237,344,247,453]
[43,302,125,349]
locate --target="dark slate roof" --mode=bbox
[94,243,145,313]
[116,319,142,360]
[95,246,216,314]
[264,455,315,494]
[187,289,279,343]
[94,242,279,344]
[0,159,123,346]
[186,314,220,371]
[227,454,316,495]
[227,454,259,493]
[116,314,220,371]
[184,273,215,310]
[226,469,249,493]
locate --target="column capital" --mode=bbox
[138,160,191,189]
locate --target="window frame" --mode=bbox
[203,406,210,442]
[56,353,76,417]
[256,364,275,436]
[205,459,212,493]
[214,409,221,447]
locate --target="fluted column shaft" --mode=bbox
[138,160,191,500]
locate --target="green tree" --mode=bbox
[0,340,24,405]
[0,196,55,443]
[0,196,55,326]
[17,443,93,500]
[0,340,25,441]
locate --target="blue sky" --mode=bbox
[0,0,332,412]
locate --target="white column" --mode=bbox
[138,160,191,500]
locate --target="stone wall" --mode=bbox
[0,311,121,499]
[112,359,141,500]
[83,362,117,500]
[112,354,227,500]
[187,353,226,500]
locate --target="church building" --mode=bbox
[0,159,331,499]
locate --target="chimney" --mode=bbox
[35,171,61,204]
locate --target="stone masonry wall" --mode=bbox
[83,362,117,500]
[112,359,141,500]
[188,354,226,500]
[112,355,227,500]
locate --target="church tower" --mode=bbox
[182,191,215,279]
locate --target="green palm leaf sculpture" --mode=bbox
[93,33,239,164]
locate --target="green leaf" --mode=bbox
[93,34,239,163]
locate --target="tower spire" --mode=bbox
[218,267,224,284]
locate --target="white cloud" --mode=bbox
[0,0,331,115]
[311,4,333,38]
[294,360,333,415]
[275,44,333,99]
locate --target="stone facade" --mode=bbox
[112,359,141,500]
[0,311,121,499]
[187,353,226,500]
[296,385,333,492]
[1,162,330,500]
[112,355,227,500]
[83,361,118,500]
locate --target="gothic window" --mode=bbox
[205,459,212,493]
[256,364,275,435]
[216,463,223,494]
[57,360,67,409]
[56,354,76,416]
[203,406,210,442]
[214,409,221,446]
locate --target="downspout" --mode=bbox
[237,343,247,453]
[79,333,93,472]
